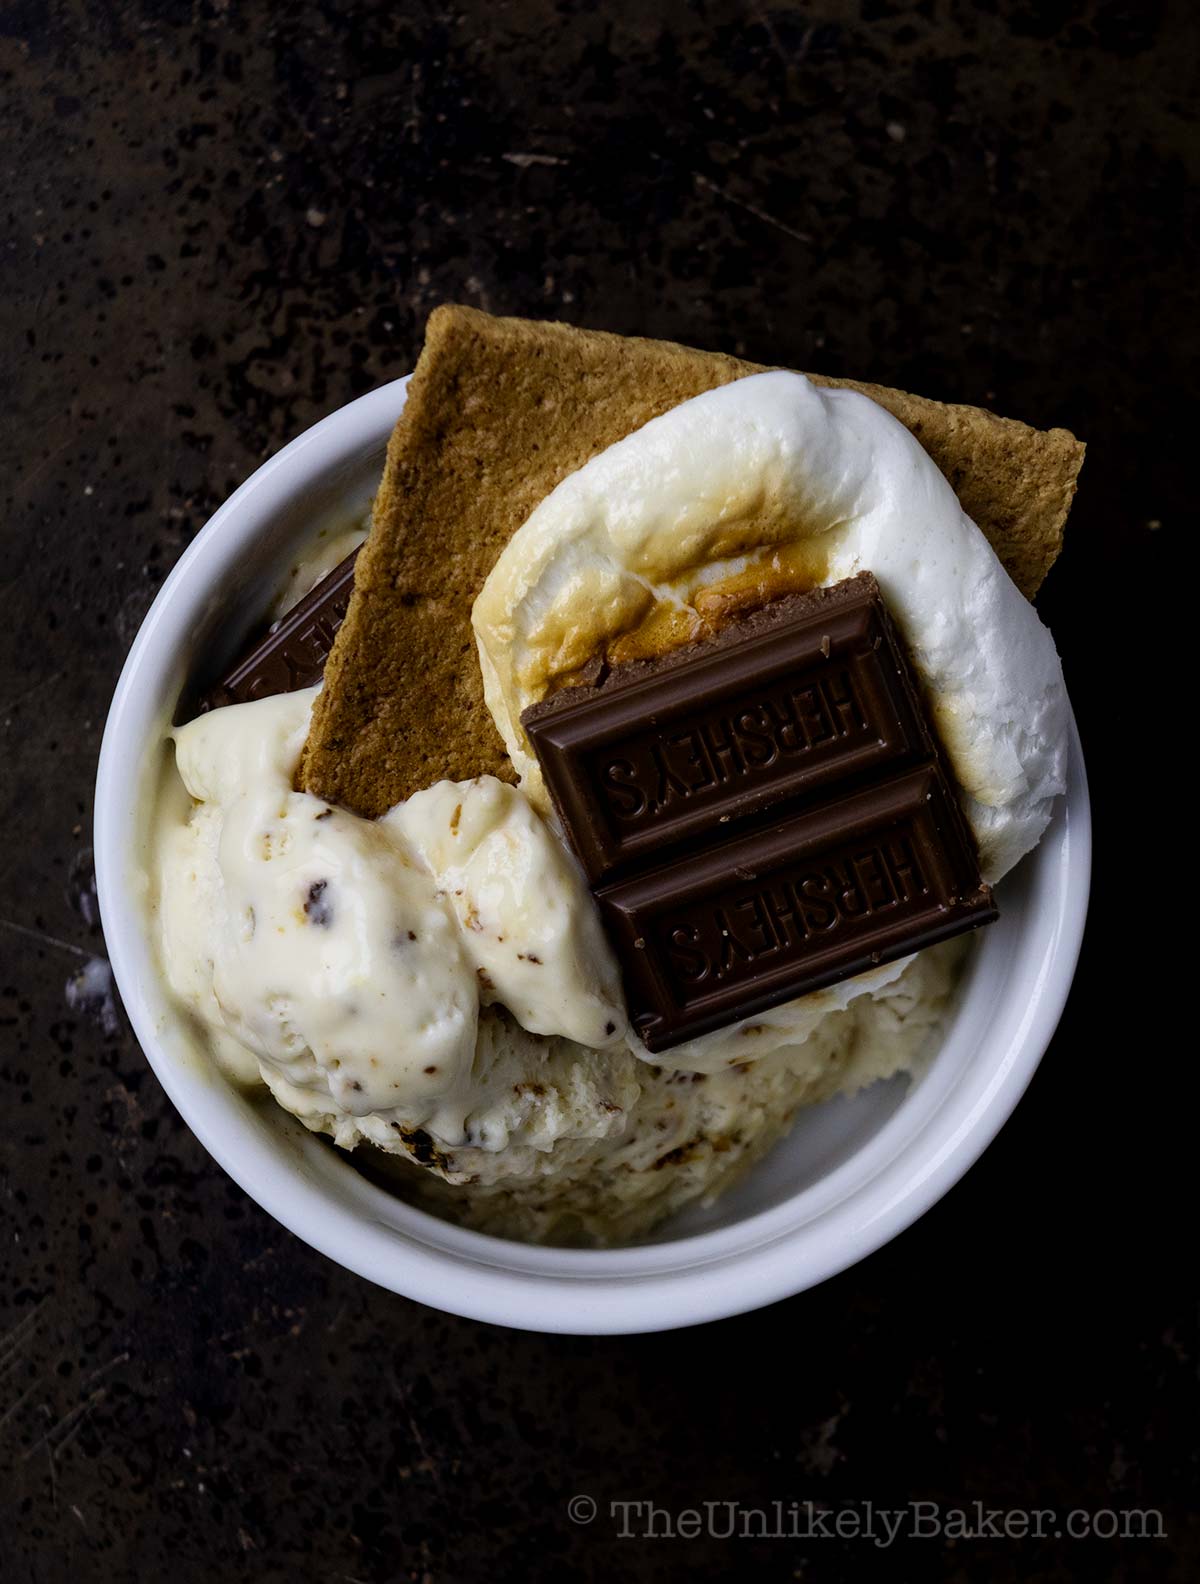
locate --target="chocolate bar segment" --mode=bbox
[523,575,932,884]
[198,546,361,713]
[597,765,996,1051]
[521,573,996,1052]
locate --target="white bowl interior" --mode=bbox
[96,378,1090,1333]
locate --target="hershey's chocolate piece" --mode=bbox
[198,546,361,713]
[597,765,996,1050]
[521,574,996,1052]
[523,574,932,885]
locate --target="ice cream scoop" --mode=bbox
[158,687,626,1147]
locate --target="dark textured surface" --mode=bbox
[0,2,1193,1579]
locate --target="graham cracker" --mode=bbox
[300,305,1084,817]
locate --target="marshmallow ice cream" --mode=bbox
[149,370,1069,1244]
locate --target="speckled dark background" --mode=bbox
[0,1,1193,1579]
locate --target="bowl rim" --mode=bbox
[95,376,1091,1334]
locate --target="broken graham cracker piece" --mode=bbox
[300,305,1084,817]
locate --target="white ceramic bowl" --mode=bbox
[95,376,1091,1335]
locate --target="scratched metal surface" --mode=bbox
[0,2,1194,1580]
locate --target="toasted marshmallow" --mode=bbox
[473,371,1068,882]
